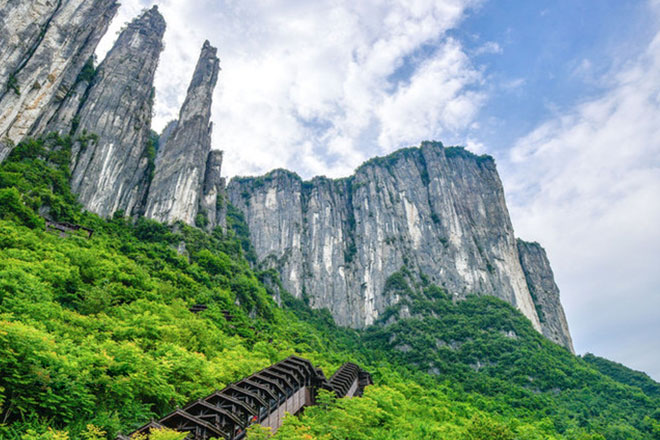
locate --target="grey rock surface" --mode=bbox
[158,120,178,149]
[201,149,227,231]
[0,0,59,84]
[517,239,574,351]
[30,73,90,136]
[145,41,220,225]
[0,0,118,161]
[68,6,166,218]
[228,142,545,334]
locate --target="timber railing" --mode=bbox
[118,355,372,440]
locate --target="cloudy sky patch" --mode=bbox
[502,17,660,378]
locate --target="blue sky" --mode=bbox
[98,0,660,380]
[454,0,658,153]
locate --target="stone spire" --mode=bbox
[67,6,166,218]
[145,41,220,225]
[201,149,227,230]
[0,0,119,161]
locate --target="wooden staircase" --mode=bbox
[118,355,371,439]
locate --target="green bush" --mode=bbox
[0,188,43,228]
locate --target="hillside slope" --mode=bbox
[0,136,658,440]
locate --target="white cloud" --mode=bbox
[501,77,525,91]
[474,41,502,55]
[98,0,483,178]
[465,137,486,154]
[377,39,484,150]
[502,25,660,379]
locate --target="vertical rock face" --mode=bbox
[228,142,549,335]
[158,120,178,149]
[201,150,227,230]
[0,0,119,161]
[0,0,59,83]
[31,70,91,136]
[68,6,166,218]
[145,41,220,225]
[517,240,574,352]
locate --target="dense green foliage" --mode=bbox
[360,269,660,439]
[0,137,658,440]
[582,354,660,398]
[443,145,493,164]
[6,73,20,95]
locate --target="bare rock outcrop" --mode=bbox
[517,239,574,352]
[201,150,227,230]
[30,68,91,136]
[228,143,555,340]
[68,6,166,217]
[0,0,119,161]
[145,41,220,226]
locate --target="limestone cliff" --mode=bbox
[0,0,59,83]
[65,6,165,218]
[517,239,574,352]
[30,69,90,136]
[228,142,572,350]
[0,0,119,161]
[145,41,220,226]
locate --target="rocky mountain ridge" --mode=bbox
[228,144,574,351]
[0,1,573,351]
[0,4,224,226]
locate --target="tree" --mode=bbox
[465,414,514,440]
[246,424,272,440]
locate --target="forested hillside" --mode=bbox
[1,135,659,440]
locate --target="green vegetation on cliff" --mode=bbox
[0,136,658,440]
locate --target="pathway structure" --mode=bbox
[119,355,372,439]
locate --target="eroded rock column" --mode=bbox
[145,41,220,225]
[518,239,575,352]
[68,6,166,218]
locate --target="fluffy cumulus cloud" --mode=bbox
[97,0,483,178]
[377,40,484,149]
[502,16,660,379]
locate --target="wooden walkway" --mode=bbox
[119,355,372,439]
[44,219,94,239]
